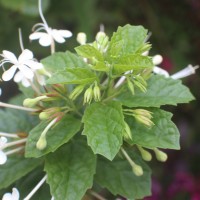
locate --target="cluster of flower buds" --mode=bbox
[83,82,101,104]
[123,109,154,128]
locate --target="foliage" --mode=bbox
[0,12,195,200]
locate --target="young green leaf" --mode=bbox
[107,24,148,58]
[47,67,97,85]
[44,139,96,200]
[0,157,41,189]
[116,75,195,107]
[112,54,153,75]
[95,152,151,199]
[75,44,104,62]
[25,115,81,158]
[82,102,125,160]
[126,108,180,149]
[41,51,89,72]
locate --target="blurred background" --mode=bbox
[0,0,199,199]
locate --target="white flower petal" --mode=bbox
[2,188,20,200]
[21,78,31,87]
[51,29,65,43]
[18,65,34,79]
[29,32,46,40]
[2,65,18,81]
[24,60,43,70]
[18,49,33,62]
[13,71,23,83]
[0,150,7,165]
[0,88,2,96]
[39,34,52,46]
[57,30,73,38]
[2,51,18,64]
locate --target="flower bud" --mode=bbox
[137,146,152,162]
[93,84,101,102]
[127,78,134,95]
[132,163,143,176]
[153,148,168,162]
[123,122,132,140]
[77,32,87,45]
[84,87,93,104]
[36,134,47,150]
[152,54,163,65]
[69,85,85,100]
[39,112,50,120]
[23,96,48,108]
[37,67,51,77]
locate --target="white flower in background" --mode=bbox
[76,32,87,45]
[29,0,72,47]
[152,54,199,79]
[0,49,43,82]
[2,188,20,200]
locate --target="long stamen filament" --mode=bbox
[5,146,24,155]
[2,138,27,150]
[38,0,48,29]
[0,132,19,138]
[0,102,39,112]
[24,175,47,200]
[18,28,25,51]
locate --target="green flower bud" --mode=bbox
[36,134,47,150]
[93,84,101,102]
[23,96,47,108]
[123,122,132,140]
[69,85,85,100]
[39,112,50,120]
[127,78,135,95]
[154,148,168,162]
[84,87,93,104]
[132,163,143,176]
[137,146,152,162]
[136,115,154,128]
[37,67,51,77]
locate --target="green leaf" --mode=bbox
[25,115,81,158]
[0,157,41,189]
[127,108,180,149]
[117,75,195,107]
[82,102,125,160]
[95,152,151,199]
[107,25,148,58]
[113,54,153,75]
[91,61,109,72]
[47,67,97,85]
[75,44,104,61]
[45,139,96,200]
[41,51,89,72]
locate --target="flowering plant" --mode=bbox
[0,0,198,199]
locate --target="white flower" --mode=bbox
[171,64,199,79]
[0,49,43,82]
[0,136,7,165]
[2,188,20,200]
[29,0,72,47]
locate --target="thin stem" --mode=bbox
[0,132,19,138]
[2,138,27,150]
[89,190,107,200]
[24,175,47,200]
[121,147,136,167]
[0,102,38,112]
[28,80,42,95]
[5,146,24,155]
[38,0,48,28]
[18,28,25,51]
